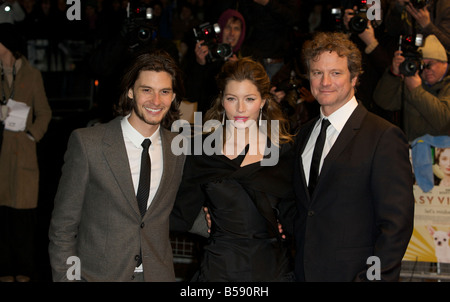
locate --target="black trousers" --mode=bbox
[0,206,37,279]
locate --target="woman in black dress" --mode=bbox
[170,57,296,281]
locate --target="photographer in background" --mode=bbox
[338,0,400,123]
[373,34,450,142]
[89,1,179,123]
[184,9,246,116]
[384,0,450,51]
[0,23,52,282]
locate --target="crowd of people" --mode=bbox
[0,0,449,283]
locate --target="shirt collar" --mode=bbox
[121,114,161,148]
[319,96,358,133]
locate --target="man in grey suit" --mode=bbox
[293,32,414,281]
[48,50,186,281]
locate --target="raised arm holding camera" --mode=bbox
[385,0,450,51]
[184,9,246,116]
[373,34,450,142]
[332,0,399,123]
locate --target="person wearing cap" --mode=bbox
[0,23,52,282]
[373,34,450,142]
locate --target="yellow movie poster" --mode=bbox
[404,185,450,263]
[404,142,450,263]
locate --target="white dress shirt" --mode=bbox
[302,97,358,185]
[121,115,163,211]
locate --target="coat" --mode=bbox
[0,57,52,209]
[48,117,186,281]
[293,104,414,281]
[373,68,450,142]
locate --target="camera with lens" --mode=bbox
[125,3,157,48]
[193,22,233,63]
[348,0,371,34]
[398,34,424,76]
[331,0,370,34]
[408,0,430,9]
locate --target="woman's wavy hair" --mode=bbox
[302,31,363,86]
[114,49,185,130]
[205,57,294,144]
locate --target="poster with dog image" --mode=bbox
[403,144,450,263]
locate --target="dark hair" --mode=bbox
[205,57,293,144]
[0,23,24,59]
[114,49,184,129]
[302,32,363,85]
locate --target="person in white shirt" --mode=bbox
[292,31,414,282]
[48,49,186,282]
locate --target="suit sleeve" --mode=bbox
[169,155,207,233]
[368,125,414,281]
[48,130,89,282]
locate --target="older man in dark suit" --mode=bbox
[293,32,414,282]
[48,50,186,282]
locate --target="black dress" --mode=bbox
[170,136,296,282]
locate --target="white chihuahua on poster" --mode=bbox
[427,225,450,263]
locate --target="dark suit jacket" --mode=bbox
[293,104,414,282]
[48,117,185,281]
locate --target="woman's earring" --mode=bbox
[258,107,263,126]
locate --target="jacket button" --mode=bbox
[308,210,315,217]
[140,222,145,228]
[135,255,140,261]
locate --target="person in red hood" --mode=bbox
[216,9,246,59]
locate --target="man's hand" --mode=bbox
[358,21,377,47]
[195,41,209,66]
[270,86,286,104]
[277,221,286,240]
[405,2,431,28]
[204,207,211,233]
[298,87,315,103]
[404,71,422,91]
[392,50,406,76]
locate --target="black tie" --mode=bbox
[137,139,151,217]
[308,118,330,196]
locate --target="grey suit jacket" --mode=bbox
[48,116,186,281]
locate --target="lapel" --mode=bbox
[314,104,367,197]
[102,117,141,216]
